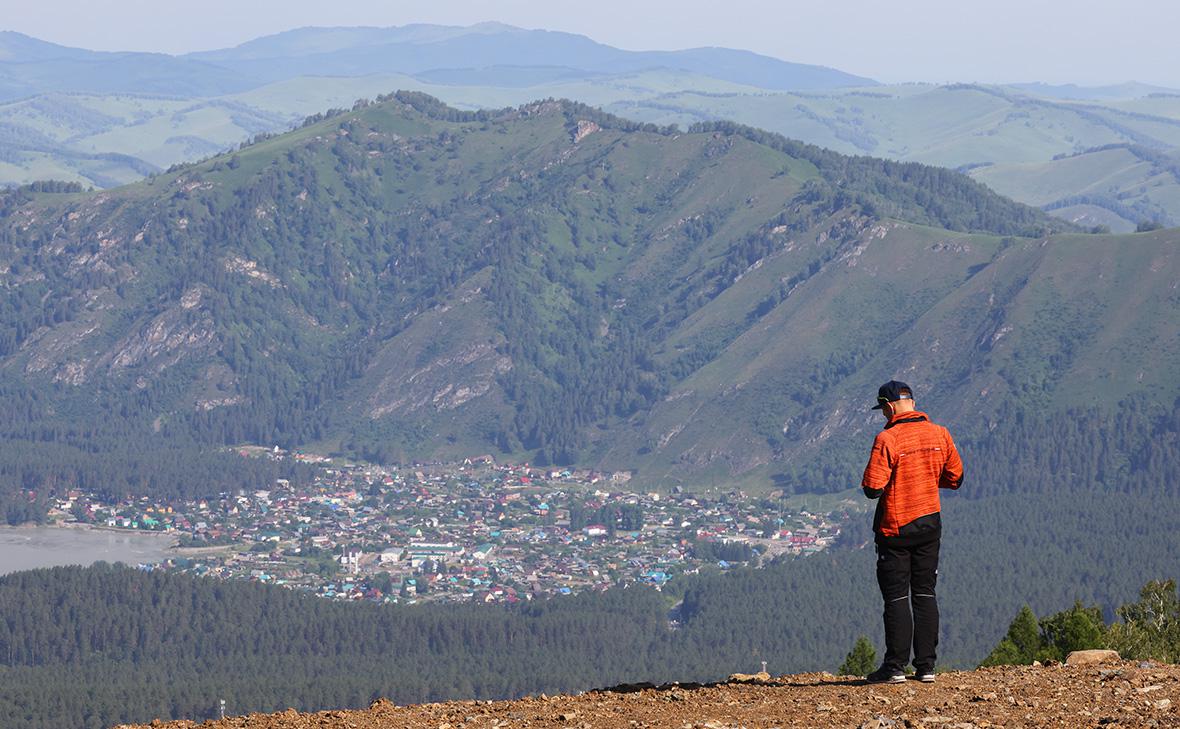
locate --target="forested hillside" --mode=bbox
[2,92,1178,512]
[5,484,1179,729]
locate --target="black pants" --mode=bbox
[876,536,940,673]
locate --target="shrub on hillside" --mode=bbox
[982,580,1180,666]
[1106,580,1180,663]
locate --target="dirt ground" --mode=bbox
[121,661,1179,729]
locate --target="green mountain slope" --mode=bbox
[5,93,1175,504]
[611,222,1180,489]
[0,70,778,189]
[0,92,291,187]
[605,85,1180,225]
[7,78,1180,231]
[972,144,1180,231]
[0,24,872,189]
[6,27,1180,235]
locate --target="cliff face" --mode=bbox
[119,661,1178,728]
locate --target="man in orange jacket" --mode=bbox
[861,380,963,684]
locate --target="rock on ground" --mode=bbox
[1065,649,1122,666]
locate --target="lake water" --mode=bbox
[0,526,176,575]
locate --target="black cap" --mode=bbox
[872,380,913,410]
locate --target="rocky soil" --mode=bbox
[118,659,1180,729]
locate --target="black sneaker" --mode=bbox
[865,666,906,684]
[910,670,935,683]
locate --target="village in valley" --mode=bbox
[49,449,853,604]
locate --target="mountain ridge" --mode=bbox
[4,92,1176,501]
[7,26,1180,234]
[0,24,875,104]
[0,31,259,99]
[6,77,1180,231]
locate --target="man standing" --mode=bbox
[861,380,963,684]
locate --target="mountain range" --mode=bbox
[0,25,872,102]
[3,25,1180,231]
[2,93,1176,498]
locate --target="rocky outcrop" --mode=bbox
[573,120,600,144]
[368,341,511,418]
[20,286,217,385]
[107,309,216,372]
[224,256,282,287]
[363,279,510,419]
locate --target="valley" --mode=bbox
[1,21,1178,729]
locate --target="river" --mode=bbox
[0,525,176,576]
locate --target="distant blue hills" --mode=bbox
[0,24,877,101]
[1007,81,1180,100]
[0,31,254,98]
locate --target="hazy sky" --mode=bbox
[6,0,1179,87]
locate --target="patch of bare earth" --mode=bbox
[119,661,1178,729]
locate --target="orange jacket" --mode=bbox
[862,410,963,541]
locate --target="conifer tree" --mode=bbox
[837,635,877,676]
[982,601,1107,665]
[1039,601,1106,660]
[979,638,1024,668]
[981,605,1041,667]
[1007,605,1042,661]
